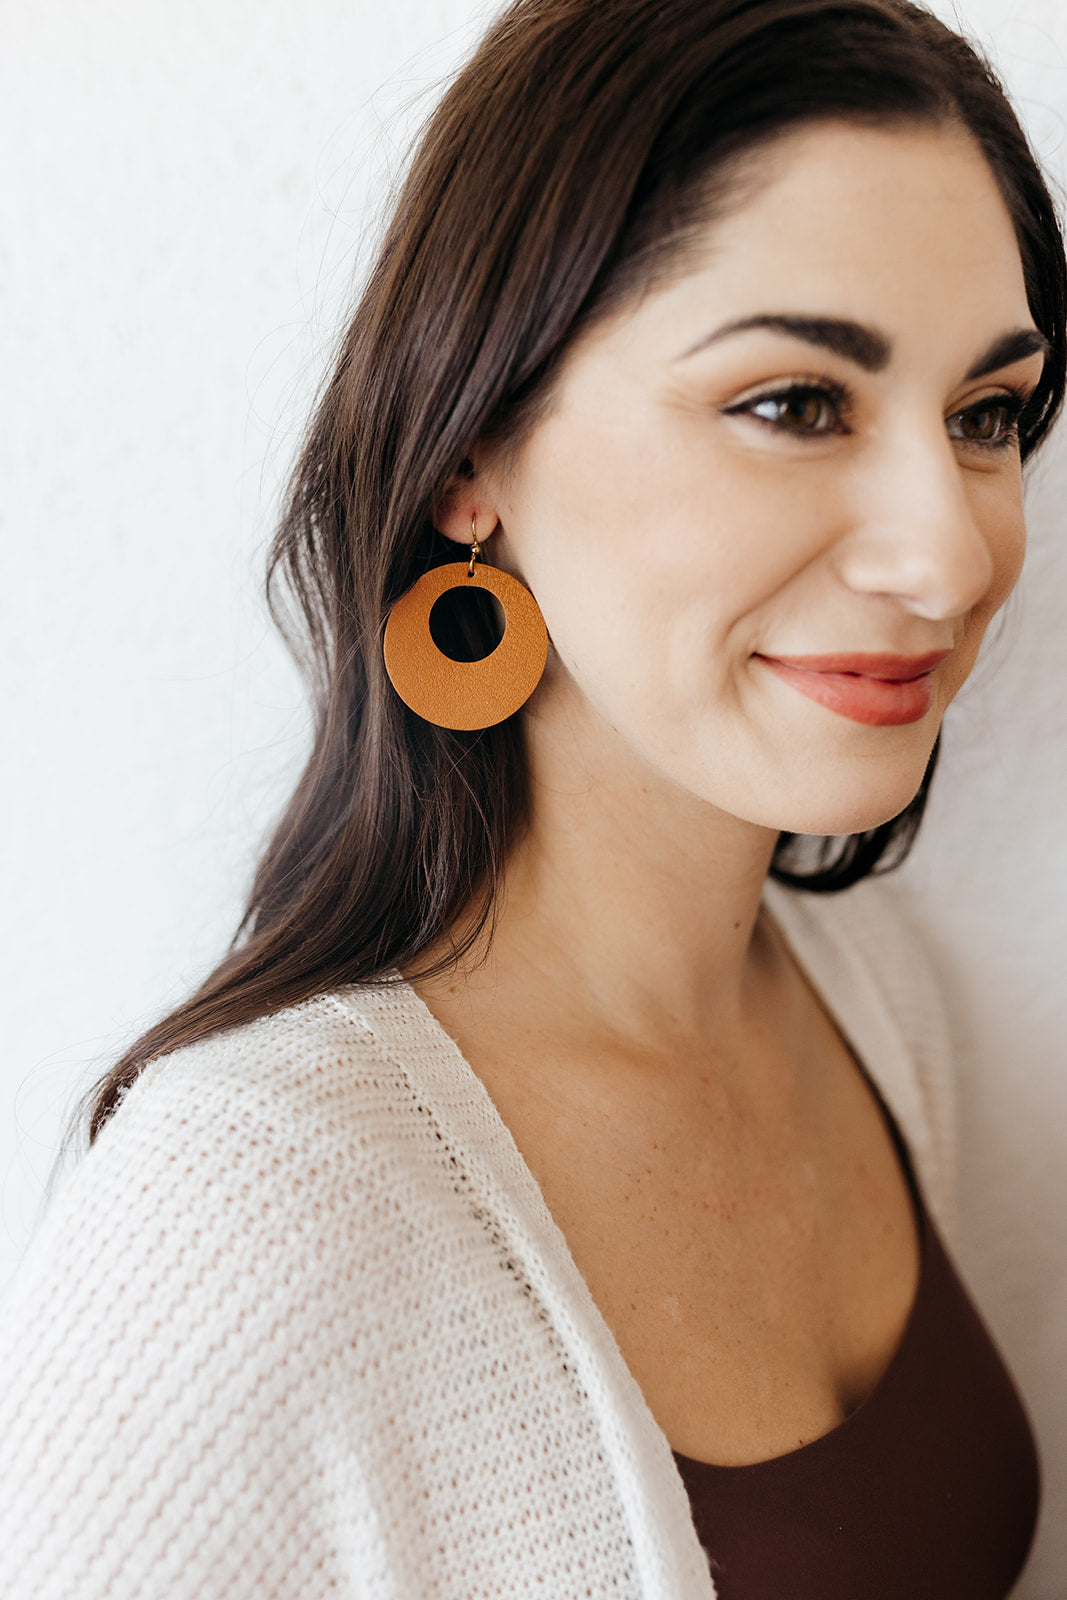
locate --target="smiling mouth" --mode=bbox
[754,650,952,726]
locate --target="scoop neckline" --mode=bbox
[666,890,930,1475]
[359,880,928,1482]
[671,1126,930,1475]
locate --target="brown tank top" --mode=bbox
[673,1160,1039,1598]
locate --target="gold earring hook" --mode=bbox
[468,513,482,577]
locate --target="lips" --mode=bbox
[754,650,952,727]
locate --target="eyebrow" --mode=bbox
[677,313,1049,380]
[965,327,1050,379]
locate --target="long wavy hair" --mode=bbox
[82,0,1066,1141]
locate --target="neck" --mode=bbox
[415,692,787,1062]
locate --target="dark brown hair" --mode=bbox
[82,0,1066,1141]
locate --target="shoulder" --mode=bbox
[0,984,664,1599]
[0,985,453,1598]
[111,981,415,1139]
[12,983,458,1313]
[764,874,957,1235]
[1,980,426,1330]
[73,982,441,1200]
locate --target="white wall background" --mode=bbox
[2,0,1066,1592]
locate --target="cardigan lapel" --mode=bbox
[334,979,719,1600]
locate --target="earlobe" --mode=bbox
[434,498,501,546]
[433,455,501,546]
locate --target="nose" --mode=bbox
[834,419,999,621]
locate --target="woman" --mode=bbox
[1,0,1062,1594]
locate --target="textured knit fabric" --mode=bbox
[0,877,957,1600]
[673,1132,1039,1598]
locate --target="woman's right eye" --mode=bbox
[722,382,851,437]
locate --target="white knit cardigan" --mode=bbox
[0,877,955,1600]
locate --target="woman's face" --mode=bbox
[475,119,1048,836]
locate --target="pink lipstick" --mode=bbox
[754,650,952,726]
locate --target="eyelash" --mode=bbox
[721,379,1031,451]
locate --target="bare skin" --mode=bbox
[408,119,1046,1465]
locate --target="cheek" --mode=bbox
[946,484,1027,698]
[998,508,1027,600]
[975,482,1027,618]
[504,406,848,716]
[517,481,790,698]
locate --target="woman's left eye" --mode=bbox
[947,394,1026,449]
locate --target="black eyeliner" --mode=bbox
[720,377,853,433]
[952,385,1031,450]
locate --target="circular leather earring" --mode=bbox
[383,517,548,730]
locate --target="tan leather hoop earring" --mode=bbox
[383,517,548,730]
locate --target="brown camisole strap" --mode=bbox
[672,1183,1040,1598]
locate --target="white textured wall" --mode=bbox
[3,1,1066,1592]
[0,0,499,1242]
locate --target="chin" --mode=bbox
[770,779,929,839]
[737,712,942,838]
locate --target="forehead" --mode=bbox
[590,119,1031,368]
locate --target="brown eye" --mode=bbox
[735,384,847,435]
[961,405,1004,440]
[779,393,831,429]
[948,395,1024,448]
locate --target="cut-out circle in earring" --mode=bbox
[383,517,548,730]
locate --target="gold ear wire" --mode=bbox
[468,514,482,577]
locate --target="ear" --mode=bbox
[433,456,501,546]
